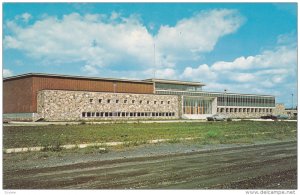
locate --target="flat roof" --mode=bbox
[3,73,153,84]
[4,73,206,86]
[155,89,275,97]
[143,78,205,86]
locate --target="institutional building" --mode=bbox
[3,73,282,121]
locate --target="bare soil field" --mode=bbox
[3,140,297,189]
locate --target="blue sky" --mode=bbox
[3,3,297,107]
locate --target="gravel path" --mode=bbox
[3,139,297,189]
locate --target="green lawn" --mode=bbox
[3,121,297,148]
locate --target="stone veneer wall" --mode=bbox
[217,107,275,118]
[37,90,179,121]
[272,104,287,115]
[216,103,286,118]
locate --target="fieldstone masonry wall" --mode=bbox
[37,90,179,121]
[216,103,286,118]
[272,104,287,115]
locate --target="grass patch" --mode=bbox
[3,121,297,149]
[205,130,221,139]
[167,138,181,144]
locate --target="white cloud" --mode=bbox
[81,64,100,75]
[4,12,155,71]
[181,36,297,98]
[211,46,296,71]
[143,68,177,79]
[181,64,217,82]
[110,11,120,20]
[15,13,32,23]
[211,56,255,71]
[4,9,244,73]
[155,9,244,65]
[3,69,13,77]
[277,31,296,46]
[231,73,256,83]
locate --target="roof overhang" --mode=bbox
[3,73,153,84]
[144,78,205,86]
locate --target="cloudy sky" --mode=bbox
[3,3,297,107]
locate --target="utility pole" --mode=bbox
[291,93,294,109]
[224,89,227,114]
[153,42,156,79]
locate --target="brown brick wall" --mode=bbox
[3,77,34,113]
[4,75,154,113]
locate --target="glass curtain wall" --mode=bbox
[183,97,212,114]
[155,83,202,91]
[217,95,275,107]
[156,90,275,107]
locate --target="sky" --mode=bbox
[3,3,298,107]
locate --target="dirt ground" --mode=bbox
[3,139,297,189]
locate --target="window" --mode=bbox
[82,112,86,117]
[161,101,164,104]
[154,101,157,104]
[124,100,127,103]
[107,99,111,103]
[132,100,135,104]
[89,99,93,103]
[167,101,170,104]
[147,101,150,104]
[140,100,143,104]
[99,99,102,103]
[96,112,100,117]
[87,112,91,117]
[116,99,119,103]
